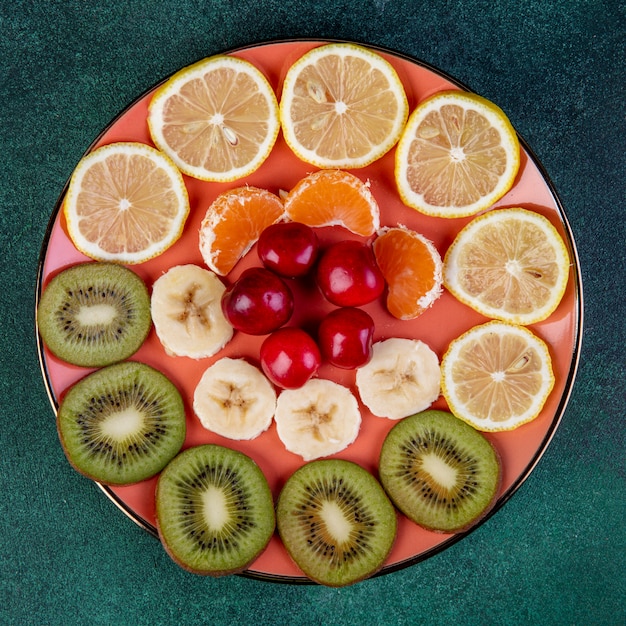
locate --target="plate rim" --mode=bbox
[34,36,584,584]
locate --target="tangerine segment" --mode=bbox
[64,142,190,264]
[395,91,520,218]
[199,187,285,276]
[443,208,570,325]
[441,321,555,431]
[148,55,280,182]
[283,170,380,237]
[280,43,409,169]
[373,227,443,320]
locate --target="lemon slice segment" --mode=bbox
[444,208,570,324]
[280,43,408,168]
[148,55,280,182]
[395,90,520,218]
[441,321,555,432]
[64,142,189,264]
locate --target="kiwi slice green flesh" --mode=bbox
[276,459,397,587]
[37,262,151,367]
[57,361,186,485]
[156,445,275,576]
[379,410,501,533]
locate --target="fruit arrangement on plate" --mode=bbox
[36,42,576,586]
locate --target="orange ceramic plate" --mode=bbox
[36,40,583,583]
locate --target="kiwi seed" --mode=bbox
[37,262,151,367]
[276,459,397,587]
[156,444,275,576]
[57,361,186,485]
[378,410,501,533]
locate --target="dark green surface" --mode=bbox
[1,1,624,624]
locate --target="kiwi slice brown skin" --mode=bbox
[37,262,151,368]
[378,410,502,534]
[276,459,397,587]
[57,361,186,486]
[155,444,275,577]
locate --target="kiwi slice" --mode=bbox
[276,459,397,587]
[378,410,501,533]
[37,262,151,367]
[57,361,186,485]
[156,444,275,576]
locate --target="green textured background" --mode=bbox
[1,1,624,624]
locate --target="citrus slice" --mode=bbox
[64,142,190,264]
[395,90,520,218]
[280,43,409,169]
[199,186,285,275]
[441,321,555,431]
[443,208,570,324]
[148,55,280,182]
[373,226,443,320]
[283,169,380,236]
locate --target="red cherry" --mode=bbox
[260,327,321,389]
[315,240,385,306]
[221,267,293,335]
[258,222,319,277]
[318,307,375,369]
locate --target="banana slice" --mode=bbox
[151,264,233,359]
[274,379,361,461]
[193,357,277,440]
[355,337,441,420]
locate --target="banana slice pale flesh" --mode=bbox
[151,264,233,359]
[193,357,277,440]
[355,337,441,420]
[274,378,361,461]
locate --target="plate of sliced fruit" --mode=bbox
[36,39,582,586]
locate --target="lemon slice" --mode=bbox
[280,43,408,168]
[441,321,555,431]
[395,90,520,217]
[64,142,189,264]
[148,55,280,182]
[444,208,570,324]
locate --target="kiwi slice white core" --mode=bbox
[379,410,501,533]
[276,459,397,587]
[57,361,186,485]
[156,445,275,576]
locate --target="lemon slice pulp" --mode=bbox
[444,207,571,324]
[280,43,408,169]
[441,321,555,431]
[148,55,280,182]
[395,90,520,218]
[63,142,189,264]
